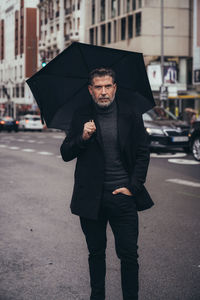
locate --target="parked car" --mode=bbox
[0,116,19,132]
[189,121,200,161]
[143,106,190,151]
[18,114,43,131]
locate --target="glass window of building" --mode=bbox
[90,28,94,44]
[95,27,98,45]
[101,24,106,45]
[118,0,120,15]
[77,18,80,31]
[128,15,133,38]
[132,0,136,10]
[111,0,117,18]
[21,85,24,97]
[57,24,60,31]
[138,0,142,8]
[101,0,105,22]
[78,0,80,10]
[127,0,131,12]
[136,12,141,36]
[114,20,117,42]
[51,26,54,33]
[92,0,95,25]
[121,18,126,40]
[16,86,19,98]
[108,22,111,43]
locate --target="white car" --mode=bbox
[18,114,43,131]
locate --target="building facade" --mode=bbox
[38,0,86,68]
[0,0,38,117]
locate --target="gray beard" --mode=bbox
[93,97,115,108]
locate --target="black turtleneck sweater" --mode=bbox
[94,100,130,190]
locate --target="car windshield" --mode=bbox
[143,107,177,121]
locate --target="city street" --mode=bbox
[0,131,200,300]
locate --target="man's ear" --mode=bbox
[88,85,92,96]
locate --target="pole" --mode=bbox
[160,0,164,107]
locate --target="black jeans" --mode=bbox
[80,189,139,300]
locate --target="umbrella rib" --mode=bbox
[77,43,90,74]
[109,53,130,69]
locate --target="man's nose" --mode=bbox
[101,86,106,94]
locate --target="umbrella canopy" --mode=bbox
[26,42,155,131]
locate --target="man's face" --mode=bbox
[88,75,117,108]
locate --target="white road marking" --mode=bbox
[53,135,64,139]
[166,178,200,188]
[57,155,62,158]
[37,151,53,156]
[168,158,200,165]
[8,146,20,150]
[37,141,44,144]
[0,144,7,148]
[27,140,35,143]
[16,139,25,142]
[22,149,35,152]
[151,153,186,158]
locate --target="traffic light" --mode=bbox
[41,57,46,67]
[42,60,46,67]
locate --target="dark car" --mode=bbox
[0,116,19,132]
[143,106,190,151]
[189,120,200,161]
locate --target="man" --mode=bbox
[60,68,154,300]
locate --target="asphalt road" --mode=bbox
[0,131,200,300]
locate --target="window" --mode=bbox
[108,22,111,43]
[95,27,98,45]
[128,15,133,38]
[127,0,131,12]
[136,12,141,36]
[121,18,126,40]
[21,85,24,97]
[138,0,142,8]
[111,0,117,18]
[92,0,95,24]
[77,18,80,31]
[101,0,105,21]
[16,86,19,98]
[56,24,60,31]
[90,28,94,44]
[20,65,22,78]
[118,0,120,15]
[50,26,54,33]
[114,20,117,42]
[101,24,105,45]
[77,0,80,10]
[132,0,136,10]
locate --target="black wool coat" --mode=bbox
[60,97,154,220]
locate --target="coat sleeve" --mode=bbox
[60,111,90,162]
[129,114,150,194]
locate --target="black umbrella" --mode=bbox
[26,42,155,131]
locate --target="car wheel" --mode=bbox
[192,137,200,161]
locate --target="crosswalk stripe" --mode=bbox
[22,149,35,152]
[37,151,53,155]
[166,178,200,188]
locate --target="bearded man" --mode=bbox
[60,67,154,300]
